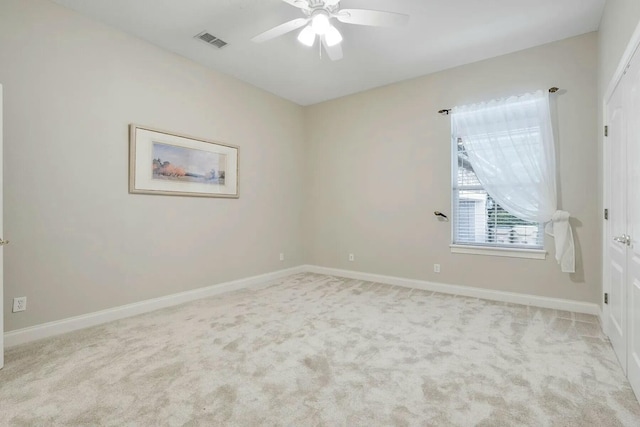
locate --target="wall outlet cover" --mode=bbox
[13,296,27,313]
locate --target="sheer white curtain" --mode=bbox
[451,90,575,273]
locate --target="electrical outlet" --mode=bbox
[349,253,355,262]
[434,264,441,273]
[279,253,285,261]
[13,297,27,313]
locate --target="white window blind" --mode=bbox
[453,137,544,249]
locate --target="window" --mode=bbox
[452,136,544,249]
[448,90,574,267]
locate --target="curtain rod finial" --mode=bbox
[439,109,451,115]
[549,87,559,93]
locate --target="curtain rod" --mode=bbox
[438,87,559,115]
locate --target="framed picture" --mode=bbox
[129,124,239,198]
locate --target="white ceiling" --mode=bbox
[52,0,606,106]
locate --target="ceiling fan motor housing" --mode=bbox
[304,0,339,15]
[308,0,328,8]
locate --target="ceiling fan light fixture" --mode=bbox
[324,25,342,46]
[297,25,316,46]
[311,12,330,35]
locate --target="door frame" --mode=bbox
[0,84,2,369]
[602,20,640,334]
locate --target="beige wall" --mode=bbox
[598,0,640,95]
[305,33,600,303]
[0,0,306,331]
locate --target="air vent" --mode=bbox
[195,31,228,49]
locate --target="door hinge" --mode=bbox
[604,208,609,220]
[604,293,609,304]
[604,125,608,137]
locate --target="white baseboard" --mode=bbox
[4,266,306,348]
[4,264,601,348]
[305,265,601,316]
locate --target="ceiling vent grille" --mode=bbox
[195,31,228,49]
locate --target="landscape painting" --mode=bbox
[152,142,226,185]
[129,124,239,198]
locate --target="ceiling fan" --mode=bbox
[251,0,409,61]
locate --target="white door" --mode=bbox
[0,84,4,369]
[626,46,640,399]
[605,45,640,402]
[606,74,628,373]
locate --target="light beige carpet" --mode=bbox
[1,273,639,426]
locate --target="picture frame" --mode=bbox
[129,124,239,198]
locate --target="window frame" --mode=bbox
[450,136,547,260]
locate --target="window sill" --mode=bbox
[450,244,547,260]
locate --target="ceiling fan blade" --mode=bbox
[336,9,409,27]
[321,36,343,61]
[251,18,309,43]
[281,0,309,9]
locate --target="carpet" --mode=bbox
[1,273,639,426]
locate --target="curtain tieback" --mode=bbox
[544,210,575,273]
